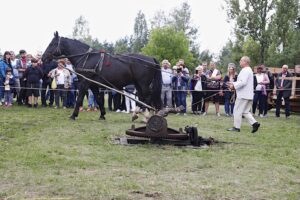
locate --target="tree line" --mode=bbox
[72,1,300,73]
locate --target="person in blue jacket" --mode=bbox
[0,51,13,104]
[172,64,190,114]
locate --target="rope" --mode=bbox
[1,85,300,92]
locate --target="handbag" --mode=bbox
[51,78,57,89]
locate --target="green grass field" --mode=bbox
[0,104,299,200]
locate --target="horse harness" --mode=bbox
[54,36,106,74]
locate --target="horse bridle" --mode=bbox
[54,36,62,56]
[52,36,94,61]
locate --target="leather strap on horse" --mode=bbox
[81,48,93,69]
[96,52,105,73]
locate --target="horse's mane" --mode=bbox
[62,37,91,50]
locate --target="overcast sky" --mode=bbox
[0,0,232,56]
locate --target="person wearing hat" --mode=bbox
[252,64,270,117]
[161,59,173,108]
[23,58,43,107]
[49,59,71,109]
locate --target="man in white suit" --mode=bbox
[227,56,260,133]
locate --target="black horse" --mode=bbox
[42,32,162,120]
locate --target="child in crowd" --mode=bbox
[87,89,98,112]
[3,69,15,107]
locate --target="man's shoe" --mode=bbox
[251,122,260,133]
[227,127,240,132]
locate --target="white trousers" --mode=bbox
[233,98,257,129]
[124,91,137,112]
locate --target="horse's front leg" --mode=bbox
[90,86,106,120]
[70,81,89,120]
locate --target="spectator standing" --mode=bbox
[10,51,20,100]
[263,66,274,117]
[23,58,43,108]
[253,65,270,117]
[108,90,118,111]
[3,69,15,107]
[0,51,13,105]
[200,62,208,113]
[222,63,238,116]
[87,89,99,112]
[190,65,206,114]
[124,84,137,113]
[203,62,222,116]
[65,59,76,108]
[16,50,30,105]
[274,65,292,118]
[172,64,189,114]
[49,60,71,109]
[161,59,173,108]
[227,56,260,133]
[41,59,57,107]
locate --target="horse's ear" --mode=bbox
[54,31,59,38]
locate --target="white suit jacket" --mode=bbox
[233,66,254,100]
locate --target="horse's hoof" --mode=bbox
[69,115,76,120]
[99,116,106,120]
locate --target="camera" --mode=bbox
[177,68,182,73]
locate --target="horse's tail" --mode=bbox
[151,58,162,110]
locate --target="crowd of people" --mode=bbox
[0,49,138,113]
[0,50,293,122]
[160,58,292,119]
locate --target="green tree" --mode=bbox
[114,37,132,54]
[72,15,92,42]
[198,50,213,65]
[72,16,115,52]
[265,0,299,66]
[242,37,260,66]
[169,2,200,61]
[132,11,149,53]
[225,0,275,63]
[142,27,194,67]
[150,10,168,29]
[169,2,198,41]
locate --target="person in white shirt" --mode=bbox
[161,59,173,108]
[10,51,21,99]
[227,56,260,133]
[252,65,270,117]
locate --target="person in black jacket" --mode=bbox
[274,65,292,118]
[222,63,238,116]
[23,58,43,107]
[41,59,57,107]
[190,65,206,114]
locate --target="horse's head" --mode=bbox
[42,31,63,63]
